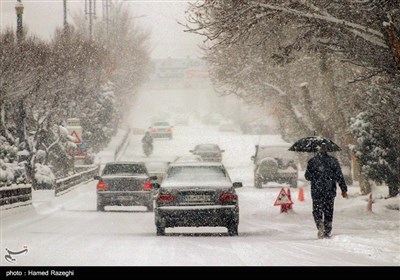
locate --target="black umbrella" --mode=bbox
[288,136,341,153]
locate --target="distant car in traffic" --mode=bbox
[149,121,173,139]
[190,144,224,162]
[94,161,158,211]
[154,162,242,236]
[218,121,239,132]
[174,114,189,126]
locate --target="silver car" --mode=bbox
[190,144,225,162]
[154,162,242,236]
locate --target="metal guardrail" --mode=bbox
[114,128,131,161]
[55,165,99,196]
[0,184,32,208]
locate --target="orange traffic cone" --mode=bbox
[298,187,305,202]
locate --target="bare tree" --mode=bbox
[184,0,400,196]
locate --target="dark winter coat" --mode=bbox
[142,134,153,145]
[305,152,348,199]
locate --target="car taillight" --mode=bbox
[220,193,237,203]
[97,181,109,190]
[157,194,174,203]
[151,128,157,132]
[215,153,222,158]
[167,127,172,132]
[142,182,152,190]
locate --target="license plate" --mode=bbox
[183,194,211,203]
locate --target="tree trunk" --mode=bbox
[353,156,371,195]
[388,181,399,198]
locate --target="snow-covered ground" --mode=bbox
[1,90,399,266]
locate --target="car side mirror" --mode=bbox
[94,175,101,180]
[251,155,255,162]
[233,182,243,188]
[152,183,160,189]
[220,150,225,153]
[150,176,158,181]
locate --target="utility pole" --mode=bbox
[103,0,111,40]
[63,0,68,32]
[15,0,25,144]
[85,0,96,39]
[15,0,24,42]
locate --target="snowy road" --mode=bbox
[1,122,399,266]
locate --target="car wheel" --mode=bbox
[255,177,262,188]
[97,200,105,212]
[228,224,238,236]
[156,226,165,236]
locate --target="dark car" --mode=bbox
[190,144,225,162]
[251,144,298,188]
[94,161,158,211]
[154,162,242,236]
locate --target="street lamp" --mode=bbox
[15,0,25,144]
[15,0,24,41]
[63,0,68,32]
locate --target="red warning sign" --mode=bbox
[70,130,82,144]
[274,188,293,206]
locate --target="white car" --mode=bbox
[149,121,173,139]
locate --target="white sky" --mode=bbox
[0,0,203,58]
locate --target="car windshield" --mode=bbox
[195,145,220,152]
[164,166,228,185]
[102,164,147,176]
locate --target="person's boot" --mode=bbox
[323,222,332,238]
[317,224,325,239]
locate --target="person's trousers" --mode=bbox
[312,197,335,235]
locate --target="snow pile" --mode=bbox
[35,163,56,189]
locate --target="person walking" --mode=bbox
[305,144,348,239]
[142,131,153,146]
[142,131,154,156]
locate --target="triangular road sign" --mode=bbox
[70,130,82,144]
[274,188,293,206]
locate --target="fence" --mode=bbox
[0,184,32,209]
[114,128,131,161]
[55,165,99,196]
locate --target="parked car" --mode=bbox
[174,154,203,163]
[149,121,173,139]
[94,161,158,212]
[251,144,298,188]
[154,162,242,236]
[190,144,224,162]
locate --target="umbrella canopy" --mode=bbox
[288,136,341,153]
